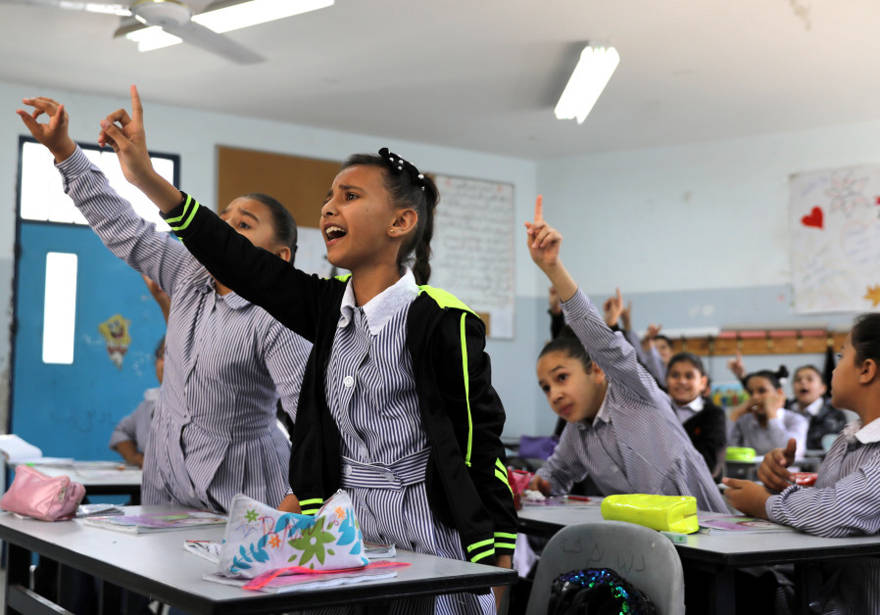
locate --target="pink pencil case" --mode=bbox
[0,465,85,521]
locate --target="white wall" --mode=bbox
[537,119,880,296]
[0,79,545,436]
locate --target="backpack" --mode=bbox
[548,568,658,615]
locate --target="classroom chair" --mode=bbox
[524,521,685,615]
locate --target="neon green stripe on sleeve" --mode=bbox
[467,538,495,553]
[470,548,495,563]
[164,193,191,225]
[170,198,200,232]
[460,313,473,467]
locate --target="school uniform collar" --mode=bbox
[196,277,252,310]
[679,396,705,412]
[855,417,880,444]
[338,269,419,334]
[578,389,611,430]
[792,397,824,417]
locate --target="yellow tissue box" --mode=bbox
[725,447,757,462]
[600,494,699,534]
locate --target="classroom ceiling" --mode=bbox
[1,0,880,159]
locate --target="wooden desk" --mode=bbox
[517,499,880,615]
[0,506,515,614]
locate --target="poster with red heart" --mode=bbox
[790,165,880,312]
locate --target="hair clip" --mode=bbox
[379,147,427,191]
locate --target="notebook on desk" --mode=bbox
[83,511,227,534]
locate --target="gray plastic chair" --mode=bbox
[525,521,685,615]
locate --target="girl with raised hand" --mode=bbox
[94,86,515,613]
[725,315,880,613]
[729,368,809,459]
[525,197,727,513]
[16,94,311,514]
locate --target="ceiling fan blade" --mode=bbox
[3,0,131,15]
[162,20,264,64]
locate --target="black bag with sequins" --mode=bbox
[548,568,658,615]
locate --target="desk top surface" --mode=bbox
[11,460,142,486]
[0,506,514,613]
[517,500,880,566]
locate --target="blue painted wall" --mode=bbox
[11,222,166,460]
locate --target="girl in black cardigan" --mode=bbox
[666,352,727,481]
[90,86,516,612]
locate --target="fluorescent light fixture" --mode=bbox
[59,1,131,16]
[554,45,620,124]
[126,25,182,52]
[42,252,78,365]
[192,0,334,34]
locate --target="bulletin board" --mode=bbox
[217,146,341,277]
[789,165,880,313]
[431,175,515,338]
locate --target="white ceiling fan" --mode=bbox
[6,0,334,64]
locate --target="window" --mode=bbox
[18,139,178,230]
[42,252,78,365]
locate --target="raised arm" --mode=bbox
[525,197,665,403]
[95,86,337,340]
[17,95,190,294]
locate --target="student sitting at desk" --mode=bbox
[525,197,727,513]
[724,314,880,614]
[789,364,847,451]
[109,336,164,468]
[667,352,727,481]
[729,368,809,459]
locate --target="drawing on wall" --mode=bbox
[430,175,515,338]
[98,314,131,369]
[789,165,880,313]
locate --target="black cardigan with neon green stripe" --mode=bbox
[163,194,517,565]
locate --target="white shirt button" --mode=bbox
[344,465,353,476]
[383,472,395,482]
[343,375,354,388]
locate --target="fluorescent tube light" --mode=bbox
[192,0,334,34]
[126,26,182,52]
[554,45,620,124]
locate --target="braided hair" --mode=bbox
[340,148,439,285]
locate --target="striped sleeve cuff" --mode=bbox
[494,531,517,555]
[55,146,94,183]
[297,497,324,516]
[160,191,202,236]
[559,287,590,321]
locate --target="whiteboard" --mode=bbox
[790,164,880,313]
[430,175,515,338]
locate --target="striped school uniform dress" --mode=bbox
[324,270,494,615]
[766,419,880,614]
[58,147,311,513]
[536,289,728,513]
[729,408,809,458]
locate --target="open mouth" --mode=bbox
[324,225,347,244]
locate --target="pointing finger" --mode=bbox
[130,85,143,123]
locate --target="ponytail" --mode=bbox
[745,365,789,390]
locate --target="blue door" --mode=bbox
[9,138,177,461]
